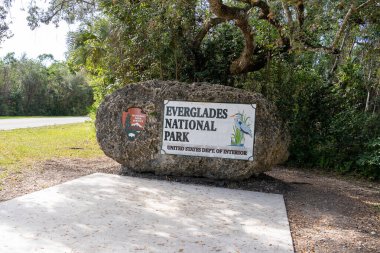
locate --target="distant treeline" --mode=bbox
[0,53,93,116]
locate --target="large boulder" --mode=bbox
[96,80,289,180]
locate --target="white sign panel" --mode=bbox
[161,101,256,160]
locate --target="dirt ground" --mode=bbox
[0,157,379,253]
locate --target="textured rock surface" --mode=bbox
[96,80,289,180]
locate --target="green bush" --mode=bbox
[357,138,380,180]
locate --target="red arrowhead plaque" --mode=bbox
[121,108,147,140]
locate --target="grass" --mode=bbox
[231,126,244,146]
[0,122,103,180]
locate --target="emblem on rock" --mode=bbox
[121,108,147,140]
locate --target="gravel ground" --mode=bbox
[0,157,379,253]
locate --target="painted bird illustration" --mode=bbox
[230,113,253,138]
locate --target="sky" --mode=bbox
[0,1,76,61]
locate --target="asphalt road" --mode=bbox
[0,117,91,130]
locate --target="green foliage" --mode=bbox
[66,1,199,99]
[231,126,243,146]
[357,138,380,180]
[0,5,11,43]
[195,23,244,85]
[240,49,379,180]
[0,55,93,116]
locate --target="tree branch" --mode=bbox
[43,2,66,24]
[208,0,246,20]
[356,0,376,11]
[243,0,290,49]
[205,0,291,74]
[331,0,376,50]
[330,24,351,75]
[295,0,304,27]
[193,17,225,51]
[281,1,293,27]
[230,18,258,74]
[281,1,294,45]
[331,3,355,50]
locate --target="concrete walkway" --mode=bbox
[0,116,90,130]
[0,173,294,253]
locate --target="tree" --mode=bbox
[11,0,378,76]
[0,54,93,116]
[0,2,12,43]
[200,1,378,74]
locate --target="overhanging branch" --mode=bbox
[197,0,376,75]
[193,17,225,51]
[209,0,247,20]
[331,0,376,50]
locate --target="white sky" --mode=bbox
[0,1,76,61]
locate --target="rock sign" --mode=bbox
[96,80,289,180]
